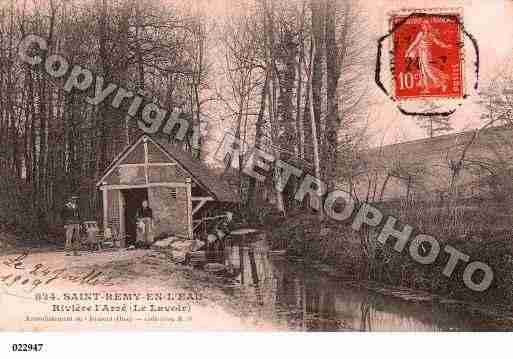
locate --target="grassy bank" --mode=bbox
[264,201,513,306]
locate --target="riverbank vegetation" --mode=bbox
[264,198,513,306]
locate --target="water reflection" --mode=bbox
[226,243,511,331]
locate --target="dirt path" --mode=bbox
[0,249,282,331]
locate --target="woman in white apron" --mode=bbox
[136,200,154,248]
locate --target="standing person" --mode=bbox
[135,200,154,249]
[215,211,233,241]
[61,195,81,256]
[205,212,234,264]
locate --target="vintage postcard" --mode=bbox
[1,0,513,339]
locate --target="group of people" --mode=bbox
[61,195,233,264]
[61,196,155,255]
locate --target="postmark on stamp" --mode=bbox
[391,13,463,100]
[375,8,479,117]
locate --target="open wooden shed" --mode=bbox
[96,134,240,243]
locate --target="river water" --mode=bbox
[223,245,513,331]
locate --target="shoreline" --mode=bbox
[287,255,513,325]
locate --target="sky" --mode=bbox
[181,0,513,151]
[361,0,513,146]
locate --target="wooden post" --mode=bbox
[248,247,263,305]
[102,186,108,230]
[186,178,193,239]
[143,136,149,184]
[248,248,259,285]
[118,190,126,248]
[239,243,245,285]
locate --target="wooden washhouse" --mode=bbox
[96,134,240,244]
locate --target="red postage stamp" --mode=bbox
[391,13,463,100]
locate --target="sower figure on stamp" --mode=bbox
[135,200,154,249]
[61,195,81,256]
[405,22,452,93]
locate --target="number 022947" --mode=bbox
[11,344,44,352]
